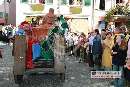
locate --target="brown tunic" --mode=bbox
[32,12,56,41]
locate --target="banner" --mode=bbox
[31,4,44,11]
[70,6,82,14]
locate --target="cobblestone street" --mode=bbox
[0,43,112,87]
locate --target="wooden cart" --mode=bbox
[13,27,66,84]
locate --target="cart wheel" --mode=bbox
[14,75,23,84]
[60,73,65,81]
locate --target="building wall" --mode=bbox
[0,1,9,13]
[69,18,90,35]
[0,1,9,25]
[8,0,16,25]
[8,0,130,28]
[93,0,117,29]
[93,0,130,31]
[14,0,93,26]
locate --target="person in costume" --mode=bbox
[42,8,56,29]
[33,8,56,40]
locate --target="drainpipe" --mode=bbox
[91,0,94,30]
[4,0,7,25]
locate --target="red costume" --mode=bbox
[26,38,34,69]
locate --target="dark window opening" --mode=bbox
[39,0,45,4]
[116,0,123,3]
[21,0,28,3]
[69,0,82,5]
[99,0,105,10]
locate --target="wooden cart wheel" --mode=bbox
[14,75,23,84]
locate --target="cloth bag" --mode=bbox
[32,43,41,61]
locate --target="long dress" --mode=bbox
[102,38,114,68]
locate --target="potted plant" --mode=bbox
[105,3,129,22]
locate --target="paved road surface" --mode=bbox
[0,43,112,87]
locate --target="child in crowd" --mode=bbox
[78,33,86,62]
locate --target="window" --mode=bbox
[84,0,91,6]
[59,0,67,5]
[69,0,82,5]
[30,0,36,3]
[39,0,45,4]
[21,0,28,3]
[0,12,4,18]
[45,0,53,4]
[5,13,8,19]
[21,0,46,4]
[116,0,123,3]
[0,0,4,5]
[0,12,8,18]
[99,0,105,10]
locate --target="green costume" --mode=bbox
[40,40,54,60]
[40,15,68,60]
